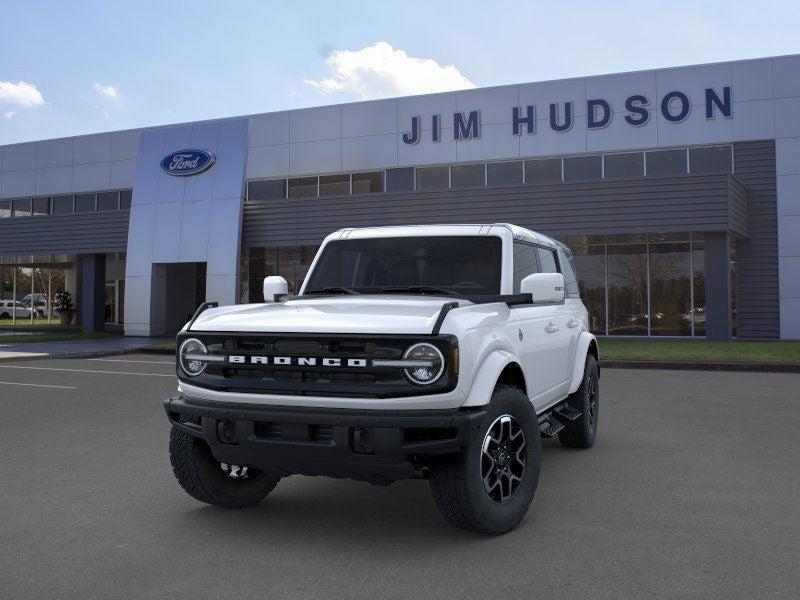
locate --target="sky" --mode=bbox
[1,0,799,145]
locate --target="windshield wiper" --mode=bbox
[378,286,461,297]
[305,287,360,295]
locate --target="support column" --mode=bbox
[80,254,106,333]
[704,232,732,341]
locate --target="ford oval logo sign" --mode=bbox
[160,149,215,176]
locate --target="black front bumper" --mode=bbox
[164,396,486,484]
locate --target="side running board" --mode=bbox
[538,401,582,438]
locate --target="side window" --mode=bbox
[513,242,539,292]
[560,247,580,297]
[536,246,559,274]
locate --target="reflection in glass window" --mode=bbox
[386,167,415,192]
[690,146,732,174]
[0,200,11,218]
[32,197,49,216]
[249,179,286,201]
[563,155,602,181]
[416,166,449,191]
[649,242,691,336]
[646,149,687,176]
[13,198,32,218]
[513,242,539,293]
[604,152,644,178]
[120,190,132,210]
[487,161,523,186]
[352,172,384,194]
[572,243,606,334]
[319,174,350,196]
[52,195,74,214]
[98,192,119,211]
[607,244,648,335]
[692,236,706,337]
[536,247,559,273]
[288,177,318,198]
[451,163,485,188]
[74,194,96,212]
[525,158,562,184]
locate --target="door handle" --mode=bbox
[568,319,579,328]
[546,322,559,333]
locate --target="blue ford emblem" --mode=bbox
[160,149,215,176]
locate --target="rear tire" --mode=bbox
[429,385,541,534]
[169,426,280,508]
[559,355,599,448]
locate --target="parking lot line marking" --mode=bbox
[0,365,174,378]
[0,380,77,389]
[89,358,175,365]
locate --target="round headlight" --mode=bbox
[403,342,445,385]
[179,337,208,376]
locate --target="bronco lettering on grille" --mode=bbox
[227,355,368,367]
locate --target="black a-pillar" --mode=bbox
[80,253,106,332]
[704,232,732,341]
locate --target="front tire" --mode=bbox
[429,385,541,534]
[169,426,280,508]
[559,355,599,448]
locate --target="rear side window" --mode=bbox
[559,247,580,297]
[536,247,559,273]
[513,242,539,293]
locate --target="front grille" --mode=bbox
[179,333,458,399]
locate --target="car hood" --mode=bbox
[188,295,461,335]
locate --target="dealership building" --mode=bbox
[1,54,799,340]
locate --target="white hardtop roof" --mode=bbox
[329,223,561,249]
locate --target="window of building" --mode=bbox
[607,243,648,335]
[416,166,449,191]
[536,247,559,273]
[690,145,732,174]
[604,152,644,178]
[0,200,11,218]
[487,161,523,186]
[319,174,350,196]
[249,179,286,201]
[74,194,96,212]
[451,163,485,188]
[692,235,706,337]
[120,190,132,210]
[564,155,602,181]
[246,244,320,300]
[288,177,318,198]
[513,242,539,292]
[386,167,415,192]
[32,197,49,216]
[12,198,32,218]
[52,195,73,214]
[649,242,692,336]
[98,191,119,211]
[524,158,562,184]
[572,243,607,334]
[646,149,687,176]
[352,171,384,194]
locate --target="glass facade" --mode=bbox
[241,245,320,301]
[568,233,711,337]
[0,256,77,328]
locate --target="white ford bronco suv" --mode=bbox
[164,224,599,534]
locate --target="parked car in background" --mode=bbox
[20,295,49,318]
[0,301,32,319]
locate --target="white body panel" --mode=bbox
[181,223,596,412]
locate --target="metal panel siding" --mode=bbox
[732,140,780,339]
[0,211,130,256]
[729,177,750,237]
[243,174,741,248]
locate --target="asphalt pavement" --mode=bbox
[1,356,798,599]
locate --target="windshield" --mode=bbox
[304,236,502,296]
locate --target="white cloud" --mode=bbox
[93,82,121,100]
[0,81,44,107]
[4,110,17,119]
[304,41,475,100]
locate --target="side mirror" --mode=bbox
[520,272,565,304]
[263,276,288,303]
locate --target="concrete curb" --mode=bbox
[600,360,800,373]
[0,347,156,362]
